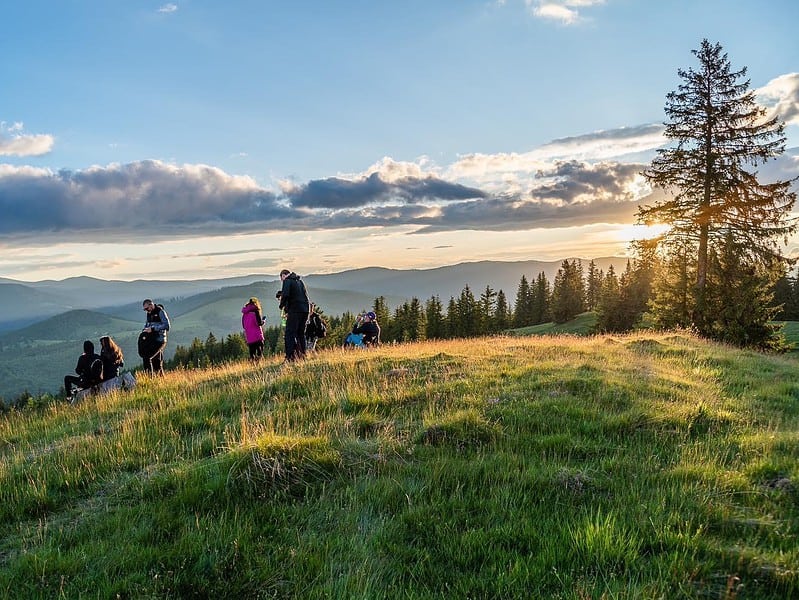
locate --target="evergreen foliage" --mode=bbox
[639,39,797,348]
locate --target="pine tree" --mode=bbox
[639,40,796,344]
[585,260,602,311]
[595,265,622,332]
[494,289,511,331]
[513,275,531,327]
[425,295,446,339]
[550,260,585,323]
[457,285,479,337]
[446,297,459,338]
[531,271,551,324]
[478,285,497,333]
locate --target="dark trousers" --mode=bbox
[142,339,167,375]
[248,340,264,360]
[64,375,89,395]
[285,311,309,361]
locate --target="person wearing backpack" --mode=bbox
[64,340,103,401]
[304,304,327,351]
[141,298,170,375]
[242,296,266,362]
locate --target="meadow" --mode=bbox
[0,332,797,598]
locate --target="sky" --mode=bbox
[2,0,798,282]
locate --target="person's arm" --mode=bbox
[151,308,170,332]
[279,280,291,310]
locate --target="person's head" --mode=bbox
[83,340,94,354]
[365,311,376,322]
[100,335,123,358]
[279,269,291,281]
[248,296,262,310]
[142,299,156,313]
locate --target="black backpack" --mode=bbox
[89,358,104,384]
[313,314,327,338]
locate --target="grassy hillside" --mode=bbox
[1,333,797,598]
[509,311,598,336]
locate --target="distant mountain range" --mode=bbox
[0,257,627,400]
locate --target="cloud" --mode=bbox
[285,171,487,210]
[158,3,178,13]
[446,123,664,185]
[526,0,605,25]
[756,73,799,126]
[0,160,291,238]
[0,122,54,157]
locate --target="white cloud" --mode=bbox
[756,73,799,126]
[525,0,605,25]
[445,124,665,186]
[158,3,178,14]
[0,122,55,157]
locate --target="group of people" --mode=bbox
[268,268,381,362]
[63,335,125,400]
[63,271,384,399]
[63,297,170,400]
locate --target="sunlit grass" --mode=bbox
[0,332,798,597]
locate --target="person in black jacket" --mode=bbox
[351,311,381,346]
[141,298,170,375]
[278,269,310,362]
[64,340,102,400]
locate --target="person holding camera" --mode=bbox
[140,298,170,375]
[350,311,381,347]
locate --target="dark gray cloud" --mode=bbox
[533,160,644,202]
[0,161,289,237]
[286,172,487,209]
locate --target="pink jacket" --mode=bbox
[241,303,265,344]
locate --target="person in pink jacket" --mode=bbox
[241,297,266,361]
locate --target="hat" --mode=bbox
[366,311,376,320]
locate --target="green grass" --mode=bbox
[509,310,598,336]
[1,333,798,598]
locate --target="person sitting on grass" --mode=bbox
[64,340,103,401]
[344,311,380,348]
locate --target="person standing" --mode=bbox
[242,296,266,362]
[99,335,124,380]
[141,298,170,375]
[64,340,102,400]
[278,269,310,362]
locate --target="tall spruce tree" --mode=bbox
[513,275,532,327]
[531,271,551,324]
[550,260,585,323]
[425,295,447,339]
[585,260,602,311]
[639,40,796,345]
[494,289,511,331]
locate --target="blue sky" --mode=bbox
[2,0,798,281]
